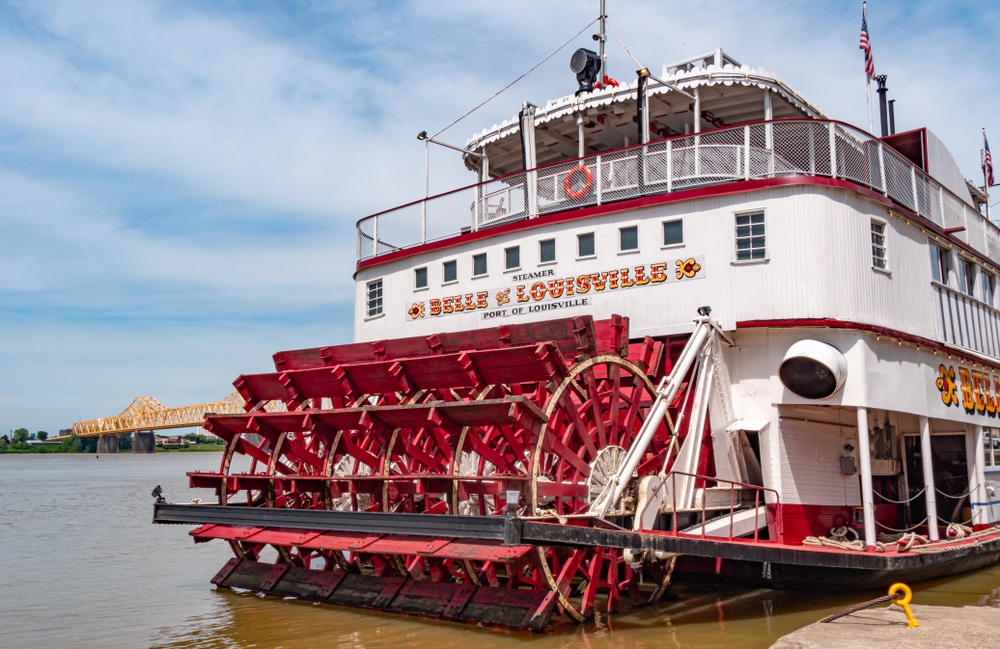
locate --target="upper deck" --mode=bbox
[357,49,992,269]
[353,50,1000,364]
[357,117,995,267]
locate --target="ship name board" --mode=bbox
[935,362,1000,417]
[406,257,703,321]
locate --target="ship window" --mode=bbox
[366,279,383,318]
[987,428,999,468]
[982,272,996,306]
[443,260,457,283]
[962,259,977,296]
[870,220,887,270]
[663,219,683,246]
[735,212,766,261]
[539,239,556,263]
[505,246,520,270]
[473,253,488,277]
[620,226,639,252]
[930,244,951,285]
[578,232,595,258]
[414,267,428,289]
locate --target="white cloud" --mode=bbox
[2,0,999,433]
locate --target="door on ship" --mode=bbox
[904,433,969,527]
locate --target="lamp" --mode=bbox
[570,48,601,94]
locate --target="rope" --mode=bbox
[802,526,885,552]
[935,484,972,500]
[604,18,643,68]
[874,517,928,534]
[430,18,598,140]
[871,486,924,505]
[819,592,900,623]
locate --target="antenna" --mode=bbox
[596,0,607,89]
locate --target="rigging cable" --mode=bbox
[431,18,599,140]
[604,18,643,68]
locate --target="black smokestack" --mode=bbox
[876,75,889,137]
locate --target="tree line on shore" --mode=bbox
[0,429,223,453]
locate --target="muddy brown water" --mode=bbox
[2,452,997,649]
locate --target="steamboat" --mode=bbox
[155,8,1000,630]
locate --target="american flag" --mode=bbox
[985,131,995,187]
[859,11,875,81]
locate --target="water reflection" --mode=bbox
[147,571,1000,649]
[3,453,998,649]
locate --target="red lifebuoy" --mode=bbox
[564,165,594,200]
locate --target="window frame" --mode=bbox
[365,278,384,319]
[930,243,952,286]
[870,219,888,271]
[734,211,766,262]
[443,259,458,284]
[504,246,520,271]
[662,219,684,247]
[982,270,996,307]
[472,253,488,278]
[414,267,428,290]
[962,258,977,297]
[619,225,639,253]
[577,232,596,259]
[539,238,556,264]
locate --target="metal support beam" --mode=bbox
[919,416,940,541]
[856,407,877,550]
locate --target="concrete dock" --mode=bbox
[771,604,1000,649]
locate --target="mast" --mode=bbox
[597,0,607,89]
[863,2,874,134]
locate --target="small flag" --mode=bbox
[985,131,995,187]
[860,7,876,81]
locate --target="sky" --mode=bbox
[2,0,999,436]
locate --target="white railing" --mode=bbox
[933,283,1000,359]
[357,119,997,263]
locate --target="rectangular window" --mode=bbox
[578,232,595,257]
[663,219,683,246]
[735,212,766,261]
[366,279,383,318]
[504,246,520,270]
[414,267,427,289]
[539,239,556,263]
[983,272,996,306]
[620,225,639,252]
[930,244,952,285]
[963,260,976,296]
[473,253,487,277]
[443,260,457,283]
[929,245,942,283]
[870,220,887,270]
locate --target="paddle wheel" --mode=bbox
[181,314,696,628]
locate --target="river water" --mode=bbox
[2,452,999,649]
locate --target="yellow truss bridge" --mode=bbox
[71,391,282,437]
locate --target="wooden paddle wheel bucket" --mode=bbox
[186,314,677,629]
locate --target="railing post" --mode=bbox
[877,141,888,195]
[828,122,838,179]
[473,184,481,232]
[595,154,603,206]
[808,122,817,175]
[743,125,750,181]
[373,214,379,257]
[666,140,673,193]
[910,167,919,214]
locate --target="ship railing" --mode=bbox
[931,281,1000,359]
[357,118,995,262]
[636,470,784,545]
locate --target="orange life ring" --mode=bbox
[564,165,594,200]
